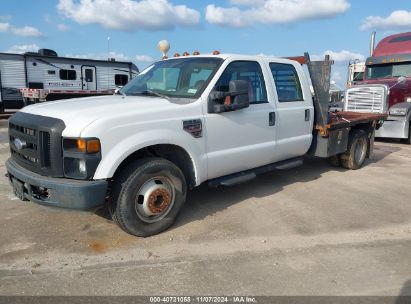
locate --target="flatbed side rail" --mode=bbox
[328,111,387,130]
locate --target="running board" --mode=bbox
[275,159,304,170]
[208,157,303,187]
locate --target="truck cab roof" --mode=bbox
[164,53,297,65]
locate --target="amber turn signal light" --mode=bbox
[76,139,86,152]
[64,138,100,154]
[86,139,100,153]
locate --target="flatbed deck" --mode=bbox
[328,111,387,130]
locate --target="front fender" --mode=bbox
[92,128,207,185]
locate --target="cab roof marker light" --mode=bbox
[213,50,220,55]
[193,51,200,56]
[182,52,189,56]
[174,53,180,57]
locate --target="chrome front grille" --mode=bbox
[344,85,388,113]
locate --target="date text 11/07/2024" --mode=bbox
[149,296,257,303]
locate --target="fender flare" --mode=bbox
[93,129,206,185]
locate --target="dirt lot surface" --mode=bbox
[0,119,410,296]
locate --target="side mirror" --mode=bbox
[209,80,250,113]
[389,76,407,89]
[397,76,407,85]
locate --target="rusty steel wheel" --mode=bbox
[134,176,176,223]
[111,157,187,237]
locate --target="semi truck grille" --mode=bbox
[8,112,65,177]
[344,85,388,113]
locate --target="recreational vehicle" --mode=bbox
[0,49,138,112]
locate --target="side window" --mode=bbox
[270,63,303,102]
[59,69,76,80]
[115,74,129,86]
[214,61,267,104]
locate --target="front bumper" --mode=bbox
[6,158,108,210]
[375,118,409,139]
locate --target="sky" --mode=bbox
[1,0,411,87]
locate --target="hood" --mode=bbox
[22,95,176,136]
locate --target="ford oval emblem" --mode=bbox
[14,138,27,151]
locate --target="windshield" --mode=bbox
[120,57,223,100]
[353,71,364,81]
[366,62,411,80]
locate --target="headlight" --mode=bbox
[62,138,101,179]
[63,138,100,153]
[389,108,408,116]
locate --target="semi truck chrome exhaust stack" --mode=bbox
[370,31,376,56]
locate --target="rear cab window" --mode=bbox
[270,63,303,102]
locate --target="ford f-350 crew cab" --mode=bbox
[6,53,386,237]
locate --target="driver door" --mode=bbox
[204,60,277,180]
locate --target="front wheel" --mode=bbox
[340,129,368,170]
[111,158,187,237]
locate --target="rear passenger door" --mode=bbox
[268,62,313,160]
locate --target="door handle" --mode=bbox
[305,109,310,121]
[269,112,276,126]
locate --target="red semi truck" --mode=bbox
[345,31,411,144]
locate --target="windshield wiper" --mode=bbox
[141,90,171,101]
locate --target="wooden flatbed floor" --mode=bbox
[328,111,387,130]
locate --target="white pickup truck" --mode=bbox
[6,53,385,236]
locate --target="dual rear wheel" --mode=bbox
[329,129,369,170]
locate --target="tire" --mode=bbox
[400,123,411,145]
[340,129,368,170]
[111,157,187,237]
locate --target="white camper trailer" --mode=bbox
[0,53,26,112]
[0,49,139,112]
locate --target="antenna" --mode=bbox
[107,36,111,60]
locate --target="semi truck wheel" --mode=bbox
[340,129,368,170]
[111,158,187,237]
[400,123,411,145]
